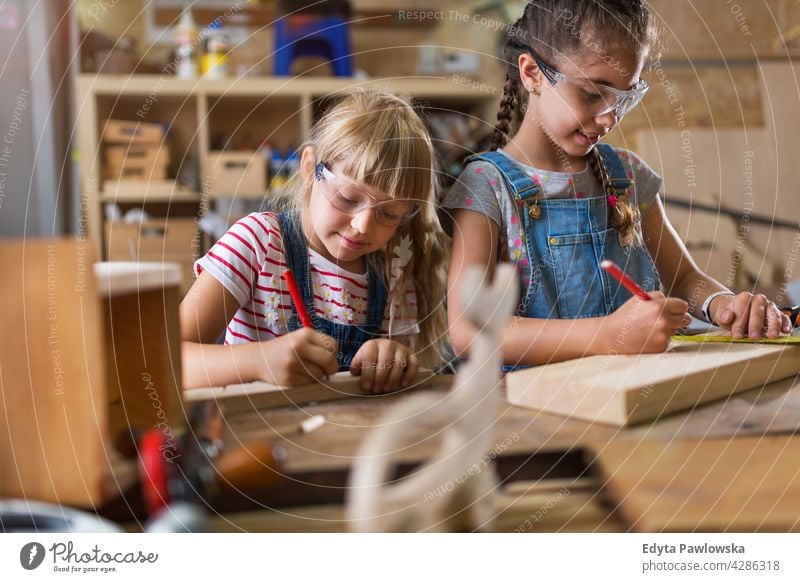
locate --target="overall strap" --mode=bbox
[594,143,631,194]
[466,151,540,203]
[277,211,318,330]
[364,265,387,332]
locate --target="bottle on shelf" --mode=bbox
[174,8,198,79]
[258,139,273,186]
[201,21,230,79]
[285,149,299,177]
[269,150,288,189]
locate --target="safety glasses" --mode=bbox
[526,45,649,119]
[315,163,420,227]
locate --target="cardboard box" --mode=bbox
[103,144,170,181]
[0,241,184,507]
[102,119,165,144]
[208,151,266,197]
[105,218,199,295]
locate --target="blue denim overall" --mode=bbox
[469,144,659,321]
[278,211,388,371]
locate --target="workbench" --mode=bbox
[200,371,800,532]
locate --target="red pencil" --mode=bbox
[600,259,653,301]
[282,269,314,328]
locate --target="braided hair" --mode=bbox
[588,146,642,247]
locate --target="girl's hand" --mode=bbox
[709,292,792,339]
[350,339,419,394]
[601,292,690,354]
[259,328,339,386]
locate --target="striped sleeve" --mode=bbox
[194,213,283,306]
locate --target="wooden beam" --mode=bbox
[154,7,434,29]
[184,370,453,413]
[506,341,800,426]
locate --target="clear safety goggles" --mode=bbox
[526,45,649,118]
[315,163,420,227]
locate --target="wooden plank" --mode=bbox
[668,373,800,438]
[153,6,438,29]
[80,74,499,101]
[205,491,622,533]
[94,261,182,297]
[757,62,800,286]
[98,263,185,447]
[594,436,800,532]
[185,371,452,414]
[635,128,778,283]
[652,0,800,60]
[506,341,800,426]
[0,240,109,506]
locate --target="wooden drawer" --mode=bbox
[208,151,266,197]
[102,119,165,144]
[105,218,199,293]
[104,145,170,181]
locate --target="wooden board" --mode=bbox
[98,263,185,448]
[0,240,109,506]
[635,127,785,286]
[206,488,623,533]
[594,436,800,532]
[506,341,800,426]
[757,62,800,283]
[185,371,453,414]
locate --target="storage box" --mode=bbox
[208,151,267,197]
[0,241,185,507]
[103,144,170,181]
[102,119,165,144]
[105,217,200,295]
[95,262,185,461]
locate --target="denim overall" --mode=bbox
[278,211,387,370]
[469,144,659,323]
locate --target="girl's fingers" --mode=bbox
[747,294,768,339]
[289,360,327,384]
[401,353,419,388]
[311,331,338,355]
[357,343,378,391]
[781,312,793,334]
[765,305,783,339]
[663,298,689,316]
[371,342,395,392]
[300,342,339,377]
[384,349,408,392]
[730,293,753,338]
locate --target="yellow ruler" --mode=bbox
[673,331,800,344]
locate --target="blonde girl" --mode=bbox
[181,90,448,390]
[446,1,791,367]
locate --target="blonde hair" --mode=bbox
[278,89,449,368]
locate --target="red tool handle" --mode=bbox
[138,430,171,515]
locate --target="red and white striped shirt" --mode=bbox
[194,212,418,345]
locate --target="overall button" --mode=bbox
[549,237,558,245]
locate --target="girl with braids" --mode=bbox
[181,90,449,390]
[446,1,791,367]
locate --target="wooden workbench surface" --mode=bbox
[203,372,800,532]
[222,372,800,473]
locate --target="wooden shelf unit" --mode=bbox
[76,73,496,288]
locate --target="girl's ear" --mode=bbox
[518,53,543,93]
[300,146,317,182]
